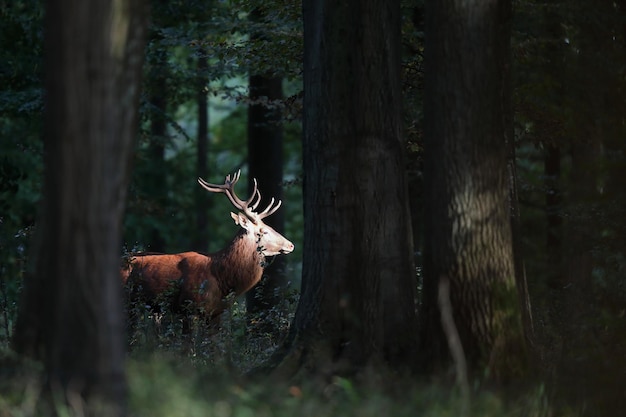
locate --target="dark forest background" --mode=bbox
[1,0,625,416]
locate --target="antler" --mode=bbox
[257,196,282,220]
[197,170,282,222]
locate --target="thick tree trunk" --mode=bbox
[272,0,418,377]
[420,0,526,380]
[246,74,287,330]
[12,0,148,414]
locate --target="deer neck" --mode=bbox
[212,229,265,296]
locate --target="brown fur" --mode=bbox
[123,224,291,335]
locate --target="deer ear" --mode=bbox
[231,212,250,229]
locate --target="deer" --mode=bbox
[121,170,294,338]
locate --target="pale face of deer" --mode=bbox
[231,212,294,256]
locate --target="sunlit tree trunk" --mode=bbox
[420,0,526,380]
[12,0,148,413]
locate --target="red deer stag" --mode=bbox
[122,170,294,336]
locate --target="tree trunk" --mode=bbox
[194,50,210,252]
[541,6,567,345]
[246,74,287,331]
[12,0,148,414]
[420,0,526,381]
[272,0,418,377]
[145,47,168,253]
[503,20,533,351]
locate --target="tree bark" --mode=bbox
[12,0,148,414]
[246,74,287,330]
[272,0,418,377]
[420,0,526,380]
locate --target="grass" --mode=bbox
[0,299,587,417]
[125,354,555,417]
[0,357,564,417]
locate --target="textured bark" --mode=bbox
[12,0,148,414]
[420,0,525,380]
[272,0,418,376]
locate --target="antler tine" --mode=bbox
[227,170,241,186]
[247,178,261,211]
[258,197,282,220]
[249,179,263,211]
[250,193,261,211]
[198,170,255,212]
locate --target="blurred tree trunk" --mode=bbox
[194,50,210,252]
[420,0,526,380]
[544,145,563,288]
[246,74,286,330]
[12,0,148,414]
[556,3,606,401]
[245,6,287,332]
[145,47,168,252]
[542,7,566,342]
[271,0,418,376]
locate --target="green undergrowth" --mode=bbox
[0,345,565,417]
[126,355,556,417]
[0,298,581,417]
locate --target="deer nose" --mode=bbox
[282,241,295,254]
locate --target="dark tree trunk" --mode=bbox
[541,4,566,328]
[246,74,287,329]
[272,0,418,377]
[544,145,562,279]
[420,0,526,381]
[12,0,148,414]
[502,13,533,350]
[146,48,168,252]
[194,50,210,252]
[556,10,604,395]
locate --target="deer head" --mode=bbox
[197,170,294,257]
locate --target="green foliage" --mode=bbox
[1,343,563,417]
[123,0,304,260]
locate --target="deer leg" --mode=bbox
[182,314,192,336]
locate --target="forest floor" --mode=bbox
[0,300,621,417]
